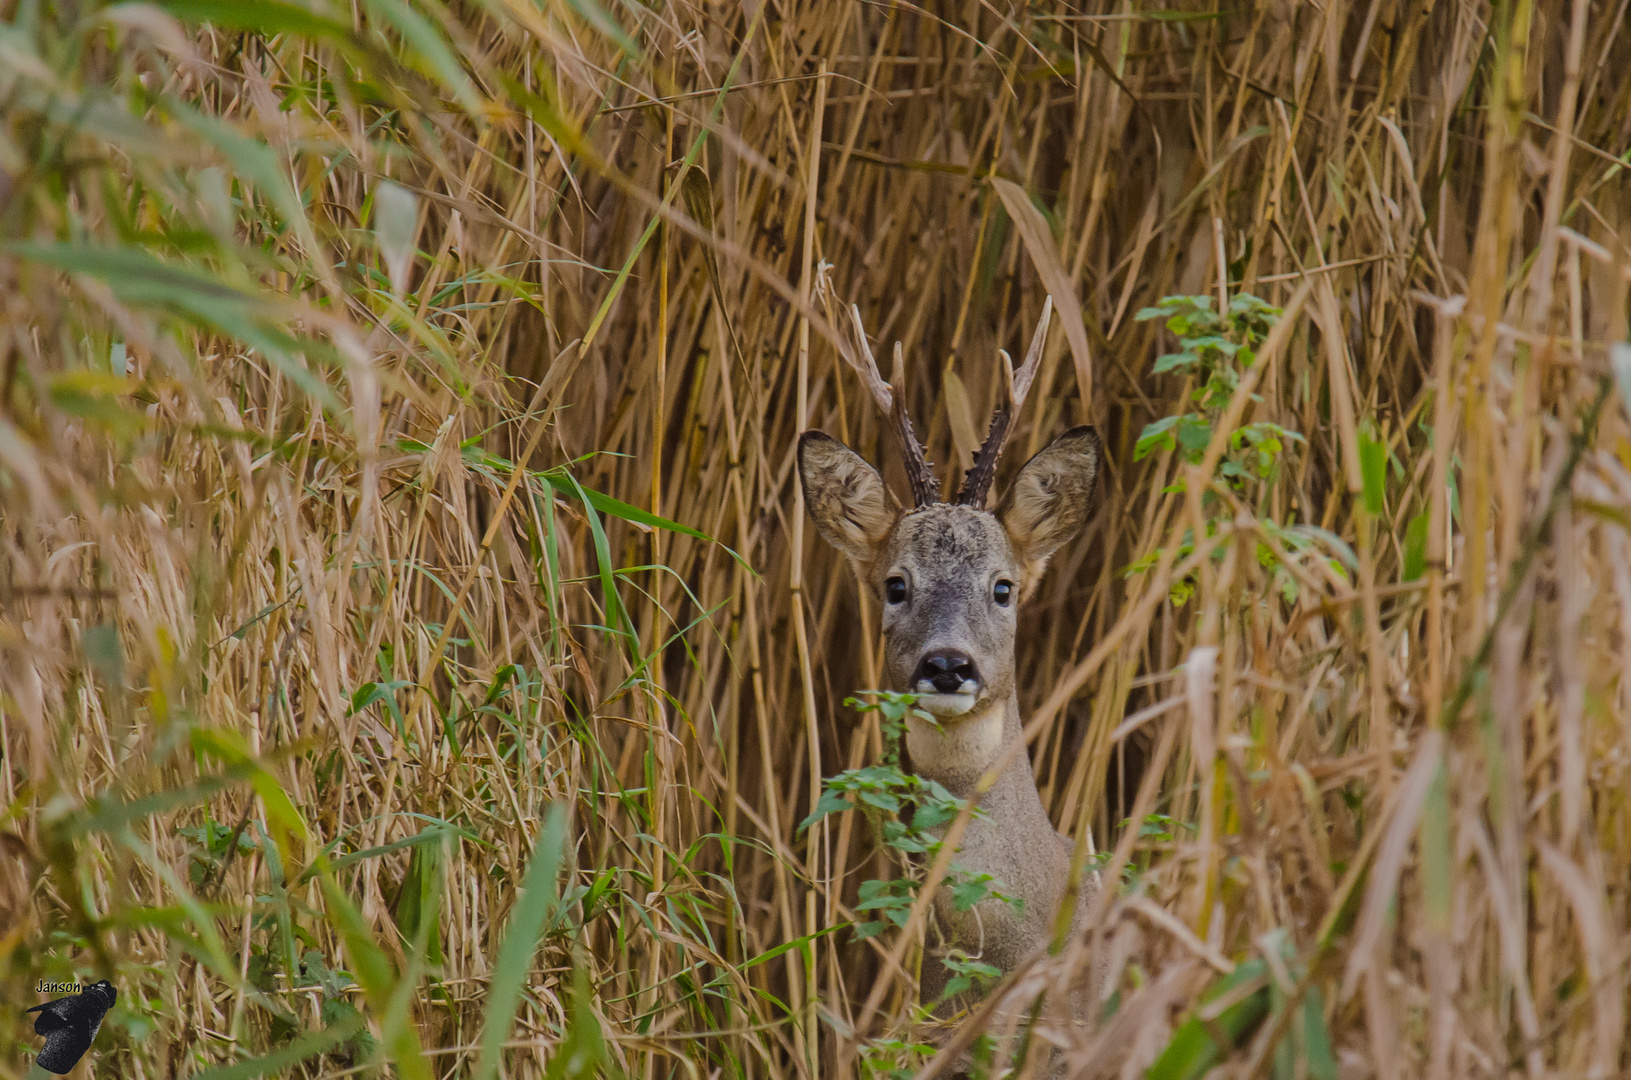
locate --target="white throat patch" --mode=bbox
[915,691,977,717]
[905,709,1006,775]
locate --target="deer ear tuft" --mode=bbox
[798,431,897,565]
[998,426,1102,578]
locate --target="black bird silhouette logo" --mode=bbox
[24,981,117,1075]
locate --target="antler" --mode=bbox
[956,296,1053,506]
[842,304,942,507]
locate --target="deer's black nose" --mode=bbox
[915,650,980,695]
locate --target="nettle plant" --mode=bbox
[1128,293,1353,604]
[800,692,1014,999]
[1132,293,1293,481]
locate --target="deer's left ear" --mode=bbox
[998,426,1102,578]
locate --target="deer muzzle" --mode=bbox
[913,649,982,716]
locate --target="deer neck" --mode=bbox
[904,691,1036,802]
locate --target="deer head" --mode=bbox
[798,300,1102,719]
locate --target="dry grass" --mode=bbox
[3,0,1631,1077]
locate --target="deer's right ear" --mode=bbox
[798,431,896,564]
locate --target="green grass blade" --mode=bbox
[185,1011,367,1080]
[473,803,569,1080]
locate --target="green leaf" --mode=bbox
[314,825,469,881]
[82,623,125,685]
[1185,335,1238,356]
[1359,424,1387,515]
[855,878,915,929]
[1176,415,1213,456]
[48,369,145,435]
[1135,416,1179,461]
[319,998,378,1062]
[1420,760,1452,930]
[190,727,310,861]
[185,1009,368,1080]
[739,923,846,971]
[851,920,889,941]
[318,875,431,1080]
[909,800,957,832]
[1301,984,1339,1080]
[857,788,902,812]
[796,789,854,834]
[1290,525,1359,573]
[393,836,445,965]
[1403,511,1429,581]
[473,803,569,1080]
[251,771,312,863]
[544,966,609,1080]
[348,679,414,739]
[167,100,309,239]
[936,952,1002,1003]
[539,468,748,569]
[362,0,481,112]
[555,469,631,641]
[881,821,930,854]
[949,877,992,911]
[561,0,641,57]
[9,242,341,413]
[295,948,353,998]
[1146,959,1271,1080]
[155,0,360,40]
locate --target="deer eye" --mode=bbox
[885,576,908,605]
[993,580,1013,606]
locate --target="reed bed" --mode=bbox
[3,0,1631,1077]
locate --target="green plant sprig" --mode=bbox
[1123,293,1359,607]
[799,692,1021,949]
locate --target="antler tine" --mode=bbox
[957,296,1054,506]
[844,303,895,415]
[888,343,942,507]
[1010,294,1051,405]
[841,304,941,506]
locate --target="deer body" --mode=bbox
[797,300,1105,1016]
[906,689,1087,1008]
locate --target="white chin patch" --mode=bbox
[916,692,977,718]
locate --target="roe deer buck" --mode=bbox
[798,298,1104,1014]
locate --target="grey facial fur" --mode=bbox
[876,506,1020,707]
